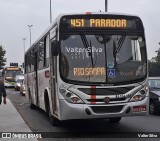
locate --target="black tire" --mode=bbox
[109,117,122,123]
[149,102,157,115]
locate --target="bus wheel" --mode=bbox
[109,117,122,123]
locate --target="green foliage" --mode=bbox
[148,61,160,76]
[156,54,160,63]
[148,53,160,77]
[0,45,6,69]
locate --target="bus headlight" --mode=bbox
[59,88,84,104]
[130,94,144,101]
[130,86,148,102]
[65,92,84,104]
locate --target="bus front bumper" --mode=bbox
[59,97,149,121]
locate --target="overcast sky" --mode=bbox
[0,0,160,66]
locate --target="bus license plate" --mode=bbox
[133,105,146,112]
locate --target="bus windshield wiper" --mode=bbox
[89,40,96,67]
[80,33,96,67]
[80,33,89,51]
[113,35,126,64]
[114,35,126,54]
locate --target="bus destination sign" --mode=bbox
[70,19,127,28]
[60,15,141,30]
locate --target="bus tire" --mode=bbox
[109,117,122,123]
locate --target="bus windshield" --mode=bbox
[60,33,147,84]
[5,70,22,78]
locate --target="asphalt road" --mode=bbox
[6,88,160,141]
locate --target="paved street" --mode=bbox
[6,88,160,141]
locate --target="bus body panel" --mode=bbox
[37,68,50,110]
[57,76,149,120]
[25,72,35,104]
[59,96,149,120]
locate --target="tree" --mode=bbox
[0,45,6,69]
[148,61,160,76]
[148,53,160,76]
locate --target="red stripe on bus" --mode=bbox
[91,86,96,104]
[91,86,96,93]
[86,12,92,15]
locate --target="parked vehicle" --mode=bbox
[149,77,160,114]
[20,79,25,96]
[15,75,24,91]
[15,74,24,82]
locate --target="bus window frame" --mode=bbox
[58,31,147,86]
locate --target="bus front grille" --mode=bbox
[87,98,126,103]
[91,105,124,114]
[78,86,135,95]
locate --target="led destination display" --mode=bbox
[73,67,106,76]
[70,19,127,28]
[60,15,142,30]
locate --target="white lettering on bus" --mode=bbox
[65,46,102,53]
[65,46,103,59]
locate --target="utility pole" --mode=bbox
[27,25,33,46]
[22,38,26,56]
[105,0,108,12]
[50,0,52,23]
[22,38,26,69]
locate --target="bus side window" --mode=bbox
[30,50,34,72]
[45,35,50,67]
[51,38,59,56]
[27,51,31,73]
[38,39,45,70]
[43,37,47,67]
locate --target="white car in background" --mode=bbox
[20,79,25,96]
[15,75,24,91]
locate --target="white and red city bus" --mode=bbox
[3,63,22,87]
[25,12,149,126]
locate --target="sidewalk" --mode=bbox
[0,98,38,141]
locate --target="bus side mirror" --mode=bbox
[51,40,59,56]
